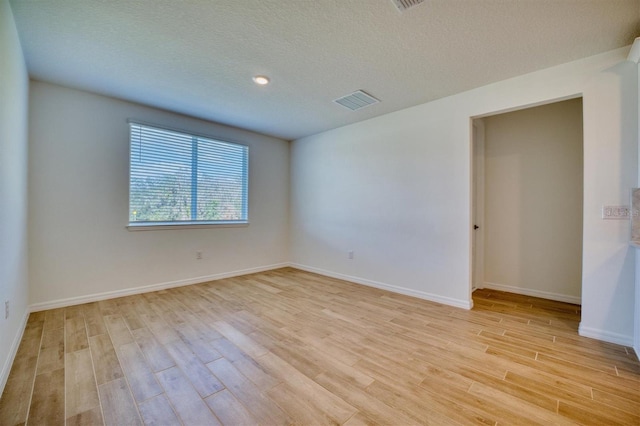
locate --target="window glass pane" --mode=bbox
[196,138,248,221]
[129,123,248,225]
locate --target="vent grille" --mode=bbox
[333,90,380,111]
[391,0,425,12]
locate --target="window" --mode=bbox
[128,122,248,228]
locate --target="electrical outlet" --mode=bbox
[602,205,630,220]
[348,250,354,260]
[4,300,9,319]
[196,251,203,260]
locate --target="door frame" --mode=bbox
[471,119,485,294]
[469,95,584,307]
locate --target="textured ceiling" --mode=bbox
[9,0,640,140]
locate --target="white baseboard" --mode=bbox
[483,281,581,305]
[290,263,473,310]
[0,308,30,396]
[29,263,290,312]
[579,324,634,347]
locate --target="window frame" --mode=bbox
[126,120,249,231]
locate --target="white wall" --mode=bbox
[291,47,638,345]
[0,0,30,393]
[482,99,583,303]
[635,247,639,356]
[635,62,640,357]
[28,81,290,308]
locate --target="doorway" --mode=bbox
[472,98,584,305]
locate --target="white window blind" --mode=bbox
[129,122,248,226]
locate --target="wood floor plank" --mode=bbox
[266,338,325,379]
[266,381,342,425]
[98,377,142,426]
[430,378,547,425]
[43,308,64,331]
[210,337,247,362]
[315,371,422,426]
[554,334,634,356]
[116,341,163,402]
[65,317,89,353]
[256,352,358,423]
[177,329,222,364]
[412,343,508,381]
[0,375,35,426]
[536,352,640,394]
[65,305,84,320]
[81,302,107,337]
[499,348,640,403]
[65,407,104,426]
[342,412,376,426]
[115,299,146,331]
[131,327,176,372]
[65,349,100,420]
[365,378,489,425]
[88,334,123,385]
[137,393,181,426]
[164,338,224,398]
[156,366,221,425]
[207,357,290,425]
[483,330,620,374]
[415,360,474,394]
[502,363,593,401]
[36,326,64,375]
[558,399,639,425]
[97,299,120,317]
[26,368,65,426]
[128,294,156,317]
[353,356,423,387]
[0,317,43,425]
[103,315,134,348]
[231,354,282,392]
[307,334,361,366]
[139,312,181,345]
[467,381,575,425]
[179,309,223,341]
[213,320,269,358]
[591,387,640,416]
[3,268,639,426]
[205,389,258,426]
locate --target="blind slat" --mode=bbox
[129,123,248,224]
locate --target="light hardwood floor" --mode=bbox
[1,267,639,425]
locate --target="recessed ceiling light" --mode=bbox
[252,75,270,85]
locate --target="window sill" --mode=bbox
[127,221,249,231]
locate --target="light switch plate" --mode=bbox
[602,205,630,220]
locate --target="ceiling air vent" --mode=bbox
[391,0,425,12]
[333,90,380,111]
